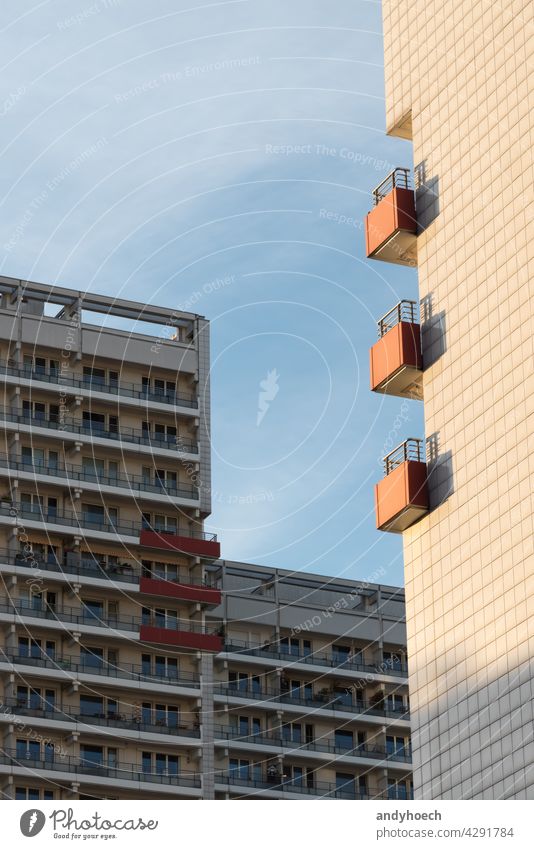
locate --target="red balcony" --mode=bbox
[140,624,222,652]
[370,301,423,399]
[365,169,417,266]
[140,576,221,606]
[140,529,220,560]
[375,439,428,533]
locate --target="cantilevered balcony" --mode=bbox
[365,169,417,265]
[370,301,423,399]
[375,439,428,533]
[215,771,373,799]
[140,528,221,560]
[0,359,198,410]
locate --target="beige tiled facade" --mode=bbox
[0,277,412,800]
[381,0,534,799]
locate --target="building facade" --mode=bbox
[368,1,533,799]
[0,276,411,799]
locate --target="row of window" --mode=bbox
[16,638,181,678]
[21,400,184,439]
[230,672,407,709]
[14,740,181,775]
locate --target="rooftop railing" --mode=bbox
[377,300,419,338]
[0,360,198,409]
[0,407,198,454]
[372,168,412,205]
[0,748,201,788]
[383,438,425,476]
[0,651,201,688]
[0,453,199,501]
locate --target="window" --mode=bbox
[335,730,354,750]
[386,735,409,757]
[332,644,351,664]
[234,716,261,737]
[387,780,411,800]
[82,411,106,432]
[142,703,179,728]
[142,607,178,629]
[16,788,54,800]
[383,651,403,672]
[80,647,104,668]
[80,695,104,717]
[81,600,105,622]
[385,694,405,713]
[142,752,179,776]
[18,637,55,659]
[80,745,104,767]
[229,759,261,782]
[279,636,311,657]
[282,722,302,744]
[16,686,55,711]
[333,687,352,706]
[229,671,260,694]
[335,773,355,798]
[142,654,179,679]
[83,366,106,386]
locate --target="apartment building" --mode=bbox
[0,277,412,801]
[366,1,533,799]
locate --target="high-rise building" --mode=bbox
[367,2,533,799]
[0,277,411,800]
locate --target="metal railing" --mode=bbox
[214,683,410,719]
[222,639,408,677]
[0,699,200,738]
[213,726,411,762]
[377,300,419,338]
[6,549,217,589]
[372,168,412,205]
[383,438,425,476]
[215,771,372,798]
[0,748,201,787]
[0,360,198,409]
[0,598,217,636]
[0,407,198,454]
[0,453,199,501]
[0,502,217,543]
[0,651,201,688]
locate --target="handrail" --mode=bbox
[0,407,198,454]
[372,168,412,205]
[0,502,217,542]
[0,651,201,687]
[215,772,372,798]
[0,453,199,500]
[1,699,201,738]
[0,747,201,787]
[383,438,425,475]
[377,300,419,338]
[0,360,198,409]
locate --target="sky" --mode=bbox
[0,0,422,587]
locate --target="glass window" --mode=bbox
[81,746,103,767]
[335,730,353,750]
[335,773,355,798]
[80,695,103,717]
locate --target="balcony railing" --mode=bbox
[0,598,217,637]
[377,300,419,338]
[0,360,198,409]
[213,726,411,762]
[1,699,200,738]
[0,503,216,546]
[6,549,218,590]
[214,683,410,719]
[222,640,408,677]
[383,438,425,476]
[372,168,412,205]
[0,748,201,788]
[0,651,200,688]
[215,771,372,799]
[0,407,198,454]
[0,453,199,501]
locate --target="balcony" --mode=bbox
[370,301,423,399]
[0,650,200,690]
[214,683,410,721]
[0,407,198,455]
[140,577,221,606]
[215,771,372,799]
[220,639,407,677]
[365,169,417,265]
[375,439,428,533]
[0,699,200,739]
[214,726,411,763]
[140,528,220,560]
[0,748,201,791]
[0,453,199,503]
[0,360,198,410]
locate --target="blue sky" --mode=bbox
[0,0,422,587]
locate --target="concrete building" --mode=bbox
[367,1,533,799]
[0,276,411,800]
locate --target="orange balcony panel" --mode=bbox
[370,322,422,399]
[365,187,417,266]
[140,577,221,606]
[140,625,222,652]
[374,461,428,533]
[140,529,220,560]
